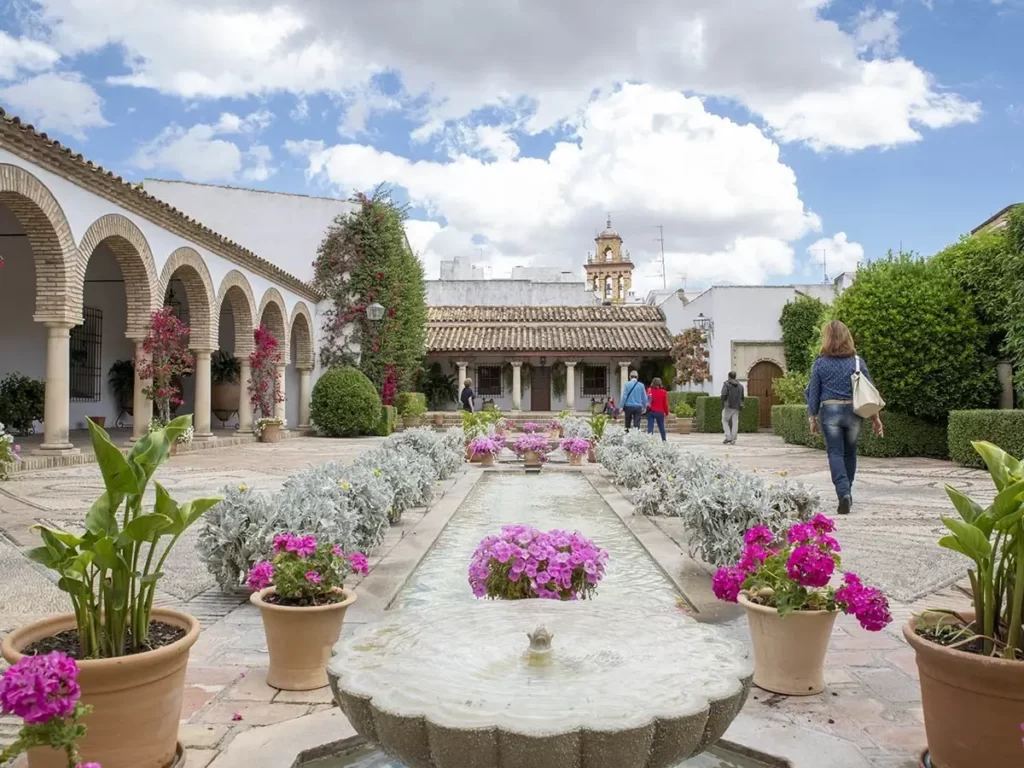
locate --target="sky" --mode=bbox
[0,0,1021,295]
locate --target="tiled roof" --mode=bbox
[426,304,672,353]
[0,108,322,301]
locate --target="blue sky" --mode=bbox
[0,0,1020,292]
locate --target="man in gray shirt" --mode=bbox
[720,371,744,445]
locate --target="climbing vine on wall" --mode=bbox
[779,295,826,374]
[313,185,427,392]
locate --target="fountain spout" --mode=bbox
[526,626,553,666]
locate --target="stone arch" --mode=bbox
[0,163,79,324]
[258,287,289,362]
[158,247,217,350]
[289,301,315,370]
[745,356,787,378]
[216,271,258,357]
[77,214,159,340]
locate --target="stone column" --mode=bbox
[275,364,287,428]
[457,362,469,389]
[565,361,577,411]
[619,361,631,397]
[511,361,523,412]
[131,340,152,443]
[297,367,312,429]
[998,360,1014,409]
[37,322,78,454]
[192,350,214,440]
[237,358,253,433]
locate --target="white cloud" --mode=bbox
[289,97,309,122]
[132,118,276,182]
[807,232,864,275]
[290,84,824,292]
[0,31,60,80]
[25,0,978,152]
[214,108,274,134]
[0,71,109,139]
[241,144,275,181]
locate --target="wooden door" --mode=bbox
[531,367,552,411]
[747,361,784,428]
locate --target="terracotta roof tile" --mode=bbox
[427,305,664,323]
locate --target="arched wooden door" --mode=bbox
[747,361,784,428]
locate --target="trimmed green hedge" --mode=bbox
[394,392,427,417]
[948,410,1024,467]
[375,405,398,437]
[310,366,381,437]
[668,391,705,410]
[772,404,948,458]
[696,396,760,433]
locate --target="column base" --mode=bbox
[237,429,254,435]
[194,432,216,441]
[34,444,80,456]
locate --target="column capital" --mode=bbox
[618,361,632,367]
[456,361,470,368]
[563,360,579,368]
[510,360,523,369]
[296,365,314,373]
[192,348,214,358]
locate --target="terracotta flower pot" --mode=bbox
[260,423,281,443]
[433,413,444,427]
[904,616,1024,768]
[480,453,496,466]
[568,453,583,466]
[739,593,837,695]
[0,608,200,768]
[524,450,542,468]
[403,415,424,429]
[677,420,693,435]
[588,447,598,463]
[251,587,357,691]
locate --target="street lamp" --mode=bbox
[694,312,714,336]
[365,302,385,322]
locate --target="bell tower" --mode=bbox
[584,215,634,304]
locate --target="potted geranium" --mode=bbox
[904,441,1024,768]
[247,534,368,690]
[468,524,608,599]
[586,414,609,463]
[469,435,502,467]
[560,437,590,467]
[0,416,220,768]
[513,433,550,469]
[248,325,284,442]
[713,514,891,695]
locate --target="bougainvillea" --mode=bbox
[671,328,710,386]
[313,185,427,393]
[248,324,284,419]
[381,365,398,406]
[137,306,194,422]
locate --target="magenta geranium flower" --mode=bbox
[246,560,274,590]
[0,652,80,724]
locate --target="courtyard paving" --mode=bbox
[0,431,983,767]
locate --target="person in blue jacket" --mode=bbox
[620,370,648,431]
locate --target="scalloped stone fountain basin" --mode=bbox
[328,600,753,768]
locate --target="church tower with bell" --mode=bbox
[584,216,634,304]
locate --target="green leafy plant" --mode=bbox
[461,411,485,440]
[779,295,826,374]
[672,402,695,418]
[27,416,221,657]
[311,366,382,437]
[587,413,610,441]
[416,362,458,409]
[773,370,809,405]
[211,349,241,384]
[400,396,427,419]
[0,372,45,435]
[108,359,135,411]
[935,441,1024,659]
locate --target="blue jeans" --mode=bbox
[820,403,861,500]
[647,411,666,440]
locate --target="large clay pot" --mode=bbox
[739,593,837,695]
[904,616,1024,768]
[260,423,281,443]
[480,453,496,467]
[568,453,583,466]
[211,381,241,421]
[588,447,598,463]
[524,450,542,468]
[403,415,424,429]
[0,608,200,768]
[433,413,444,427]
[677,419,693,435]
[251,587,357,691]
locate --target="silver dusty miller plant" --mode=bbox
[197,485,277,592]
[389,426,463,480]
[355,443,434,521]
[560,417,593,441]
[320,461,394,551]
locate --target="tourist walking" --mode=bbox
[621,370,648,431]
[720,371,744,444]
[460,378,476,413]
[646,377,669,441]
[806,319,884,516]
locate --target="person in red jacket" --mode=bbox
[645,377,669,441]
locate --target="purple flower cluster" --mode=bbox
[513,433,551,455]
[347,552,370,574]
[0,652,80,725]
[468,524,609,600]
[469,436,502,457]
[273,533,317,558]
[835,573,892,631]
[548,419,561,431]
[521,422,541,434]
[246,560,275,590]
[560,437,590,456]
[786,544,835,588]
[246,533,369,597]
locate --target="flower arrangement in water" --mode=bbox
[521,422,541,434]
[0,652,96,767]
[468,525,609,600]
[247,533,368,607]
[560,437,590,457]
[468,436,503,458]
[548,419,561,432]
[512,433,551,456]
[712,514,891,631]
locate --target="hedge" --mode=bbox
[948,410,1024,467]
[310,366,381,437]
[772,404,948,459]
[696,396,760,433]
[394,392,427,416]
[375,405,398,437]
[668,391,705,410]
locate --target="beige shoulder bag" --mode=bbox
[852,356,885,418]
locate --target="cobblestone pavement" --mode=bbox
[0,431,983,767]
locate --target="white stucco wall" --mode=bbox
[426,280,598,306]
[143,179,355,284]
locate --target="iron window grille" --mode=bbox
[581,364,608,396]
[476,365,503,397]
[70,306,102,402]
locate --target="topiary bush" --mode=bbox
[695,396,760,433]
[772,404,948,458]
[948,410,1024,467]
[311,366,381,436]
[668,391,704,410]
[375,405,397,436]
[780,295,826,374]
[395,392,427,419]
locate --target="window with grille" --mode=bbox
[581,364,608,396]
[70,307,102,402]
[476,365,503,397]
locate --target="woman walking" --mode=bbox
[806,320,883,515]
[646,377,669,441]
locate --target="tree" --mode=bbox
[248,324,284,420]
[779,295,826,374]
[314,185,427,393]
[832,251,998,422]
[137,307,194,423]
[671,329,710,386]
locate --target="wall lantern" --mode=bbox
[365,302,386,322]
[694,313,714,335]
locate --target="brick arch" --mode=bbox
[289,301,315,370]
[0,164,80,324]
[77,214,159,340]
[158,247,217,350]
[216,271,257,357]
[258,287,289,362]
